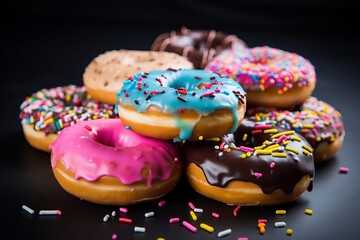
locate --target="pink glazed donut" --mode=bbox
[50,119,181,205]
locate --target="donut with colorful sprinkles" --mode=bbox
[205,45,316,109]
[182,117,315,206]
[116,69,247,141]
[50,119,181,205]
[247,96,345,163]
[19,85,116,152]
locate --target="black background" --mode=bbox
[1,1,359,239]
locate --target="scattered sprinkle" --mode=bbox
[119,207,128,213]
[339,167,349,174]
[286,228,294,235]
[119,217,132,223]
[194,208,203,213]
[182,220,197,232]
[134,226,146,233]
[200,223,215,233]
[212,212,220,218]
[258,222,266,234]
[158,200,166,207]
[169,217,180,224]
[111,211,116,217]
[39,210,62,216]
[218,228,232,238]
[145,211,155,218]
[188,202,195,210]
[103,214,110,222]
[274,221,286,228]
[276,210,287,215]
[22,205,35,215]
[233,205,241,216]
[190,210,198,221]
[111,234,117,240]
[305,209,313,215]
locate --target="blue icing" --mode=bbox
[117,69,246,140]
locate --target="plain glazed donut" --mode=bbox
[50,119,181,205]
[19,85,116,152]
[83,50,194,105]
[182,117,315,206]
[246,96,345,163]
[151,27,247,69]
[205,45,316,109]
[117,69,247,141]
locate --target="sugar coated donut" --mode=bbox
[83,49,194,105]
[19,85,116,152]
[183,117,315,206]
[247,96,345,163]
[50,118,181,205]
[117,69,247,141]
[151,27,247,69]
[205,45,316,109]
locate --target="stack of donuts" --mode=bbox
[19,27,344,206]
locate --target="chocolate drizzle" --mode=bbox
[151,27,247,69]
[182,117,315,194]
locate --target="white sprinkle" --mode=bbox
[274,221,286,228]
[39,210,62,215]
[218,228,232,238]
[218,152,224,157]
[145,211,155,218]
[22,205,35,215]
[134,226,146,233]
[111,211,116,217]
[194,208,203,213]
[103,214,110,222]
[215,145,220,149]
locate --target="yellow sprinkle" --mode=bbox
[271,131,295,139]
[68,110,74,114]
[105,113,110,118]
[303,124,314,129]
[190,210,197,221]
[241,154,247,159]
[302,145,313,153]
[256,150,272,155]
[86,93,92,98]
[157,238,165,240]
[272,152,288,158]
[286,229,293,235]
[246,152,252,157]
[305,209,313,215]
[254,146,264,150]
[206,137,221,141]
[282,141,289,145]
[330,135,335,142]
[200,223,214,233]
[264,144,280,151]
[324,121,330,126]
[285,146,299,154]
[316,136,322,142]
[290,136,301,142]
[303,149,311,156]
[66,94,71,102]
[242,134,248,141]
[198,136,204,140]
[276,210,287,215]
[259,85,265,91]
[44,118,54,125]
[264,129,278,134]
[294,75,299,82]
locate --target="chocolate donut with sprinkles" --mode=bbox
[117,69,247,141]
[151,27,247,69]
[247,96,345,163]
[182,117,315,206]
[205,45,316,109]
[19,85,116,152]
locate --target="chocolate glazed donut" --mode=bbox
[150,27,247,69]
[182,117,315,206]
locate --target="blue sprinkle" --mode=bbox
[125,126,131,130]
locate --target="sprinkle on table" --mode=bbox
[339,167,349,174]
[305,209,313,215]
[218,228,232,238]
[39,210,62,215]
[22,205,35,215]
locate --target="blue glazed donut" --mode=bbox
[116,69,247,141]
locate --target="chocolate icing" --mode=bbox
[150,27,247,69]
[182,117,314,194]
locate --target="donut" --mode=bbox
[117,69,247,141]
[246,96,345,163]
[50,118,181,205]
[150,27,247,69]
[205,45,316,109]
[19,85,116,152]
[83,49,194,105]
[182,117,315,206]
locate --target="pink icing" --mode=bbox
[50,119,180,186]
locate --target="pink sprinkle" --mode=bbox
[84,125,92,131]
[119,207,128,213]
[258,219,268,223]
[112,234,117,240]
[119,217,132,223]
[239,146,254,153]
[233,205,241,216]
[169,217,180,224]
[212,212,220,218]
[251,129,262,134]
[276,135,287,144]
[253,172,263,178]
[219,141,226,151]
[182,221,197,232]
[188,202,195,210]
[270,162,276,168]
[238,238,249,240]
[254,124,272,129]
[158,200,166,207]
[200,91,215,98]
[339,167,349,174]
